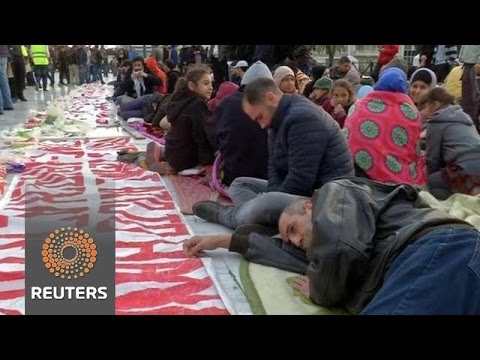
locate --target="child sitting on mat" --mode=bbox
[144,65,215,175]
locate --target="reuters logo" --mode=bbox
[42,227,97,280]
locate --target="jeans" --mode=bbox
[91,64,104,83]
[119,94,153,120]
[217,177,303,229]
[47,64,55,85]
[0,57,14,110]
[34,65,48,90]
[362,227,480,315]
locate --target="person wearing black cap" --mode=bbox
[409,68,437,106]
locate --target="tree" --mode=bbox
[315,45,346,67]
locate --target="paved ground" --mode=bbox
[0,76,252,315]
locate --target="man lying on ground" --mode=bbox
[184,177,480,315]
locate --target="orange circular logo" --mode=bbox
[42,227,97,280]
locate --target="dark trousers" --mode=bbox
[58,63,69,84]
[461,64,480,131]
[11,59,26,99]
[8,77,16,100]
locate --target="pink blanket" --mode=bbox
[126,120,166,145]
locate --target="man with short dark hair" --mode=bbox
[193,77,353,230]
[164,59,181,94]
[113,56,161,102]
[230,60,248,85]
[330,56,361,91]
[185,177,480,315]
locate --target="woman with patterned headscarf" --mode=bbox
[343,67,426,186]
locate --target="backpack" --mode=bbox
[143,93,165,123]
[151,94,172,128]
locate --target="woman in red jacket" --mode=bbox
[372,45,400,82]
[145,55,167,94]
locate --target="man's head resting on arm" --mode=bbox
[278,199,314,250]
[183,197,314,258]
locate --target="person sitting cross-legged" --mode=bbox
[193,77,354,230]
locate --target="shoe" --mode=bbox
[192,201,226,223]
[35,84,40,91]
[19,97,27,102]
[3,107,14,111]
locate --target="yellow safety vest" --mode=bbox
[31,45,49,66]
[21,45,28,57]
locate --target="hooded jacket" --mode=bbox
[145,56,167,94]
[213,86,268,185]
[378,45,400,66]
[426,105,480,176]
[164,89,214,171]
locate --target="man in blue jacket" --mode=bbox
[193,77,354,229]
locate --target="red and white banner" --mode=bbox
[0,138,230,315]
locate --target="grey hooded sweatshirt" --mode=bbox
[426,105,480,187]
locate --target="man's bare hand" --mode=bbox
[290,275,310,299]
[183,235,231,257]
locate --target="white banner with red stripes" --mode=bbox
[0,138,232,315]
